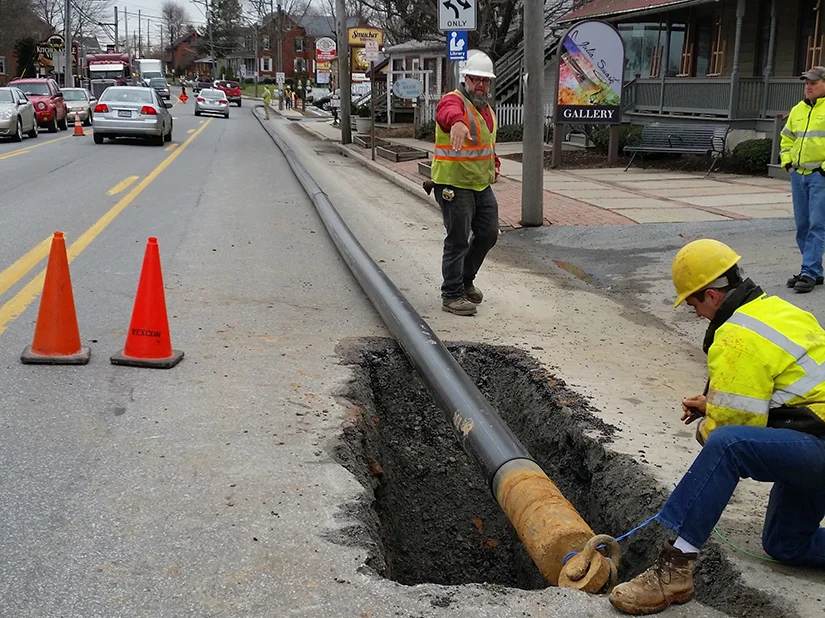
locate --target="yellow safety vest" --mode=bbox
[701,294,825,442]
[780,97,825,173]
[262,88,272,103]
[431,90,497,191]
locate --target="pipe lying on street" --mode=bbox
[255,110,614,590]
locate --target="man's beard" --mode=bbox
[467,90,489,109]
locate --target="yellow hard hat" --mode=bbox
[671,239,741,307]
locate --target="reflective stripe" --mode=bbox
[797,161,824,169]
[434,146,495,158]
[802,130,825,138]
[707,388,770,415]
[782,127,795,138]
[727,313,825,406]
[780,149,791,154]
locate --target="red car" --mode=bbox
[9,78,68,132]
[213,80,242,107]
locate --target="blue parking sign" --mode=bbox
[447,31,468,61]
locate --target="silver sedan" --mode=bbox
[195,88,229,118]
[92,86,173,146]
[0,87,38,142]
[62,88,95,126]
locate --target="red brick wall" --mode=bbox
[257,25,315,80]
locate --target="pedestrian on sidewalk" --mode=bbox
[609,239,825,616]
[262,84,272,120]
[431,50,501,317]
[781,66,825,293]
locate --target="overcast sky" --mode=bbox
[110,1,207,48]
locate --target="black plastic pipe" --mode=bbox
[257,112,534,485]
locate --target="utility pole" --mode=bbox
[138,10,142,57]
[64,0,73,87]
[114,7,119,52]
[521,0,544,226]
[124,7,129,58]
[254,21,259,98]
[204,0,216,76]
[335,0,351,143]
[276,2,284,110]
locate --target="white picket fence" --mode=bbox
[418,100,554,128]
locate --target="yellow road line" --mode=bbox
[0,236,51,298]
[165,143,178,151]
[0,118,213,337]
[107,175,139,196]
[187,129,195,134]
[0,134,75,160]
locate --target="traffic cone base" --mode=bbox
[20,231,90,365]
[111,348,183,369]
[110,237,183,369]
[22,345,91,364]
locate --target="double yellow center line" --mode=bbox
[0,118,213,337]
[0,134,77,160]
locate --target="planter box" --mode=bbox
[376,145,429,163]
[355,117,371,133]
[418,160,432,177]
[354,134,391,149]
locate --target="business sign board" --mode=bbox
[315,37,337,62]
[554,20,625,124]
[347,27,383,47]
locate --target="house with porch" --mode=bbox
[555,0,811,139]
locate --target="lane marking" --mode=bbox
[0,118,214,337]
[164,143,178,151]
[187,129,195,134]
[0,236,52,298]
[0,134,75,160]
[199,120,204,124]
[107,175,140,196]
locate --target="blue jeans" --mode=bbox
[435,185,499,300]
[790,170,825,279]
[657,426,825,566]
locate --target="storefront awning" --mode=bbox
[556,0,718,24]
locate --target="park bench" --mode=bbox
[624,123,730,177]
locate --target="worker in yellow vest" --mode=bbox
[430,50,501,316]
[262,85,272,119]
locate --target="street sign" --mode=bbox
[275,72,285,84]
[392,78,424,100]
[447,31,468,61]
[365,40,379,63]
[439,0,476,31]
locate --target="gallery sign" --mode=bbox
[554,20,625,125]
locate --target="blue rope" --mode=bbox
[562,512,660,566]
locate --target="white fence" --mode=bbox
[419,100,554,128]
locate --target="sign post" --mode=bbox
[438,0,476,125]
[365,40,380,161]
[551,20,626,168]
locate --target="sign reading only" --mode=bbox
[438,0,476,31]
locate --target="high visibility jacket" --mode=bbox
[431,90,497,191]
[262,88,272,103]
[702,294,825,442]
[780,97,825,173]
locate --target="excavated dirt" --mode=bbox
[330,339,798,618]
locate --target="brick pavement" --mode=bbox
[362,148,635,228]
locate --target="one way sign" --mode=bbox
[438,0,476,31]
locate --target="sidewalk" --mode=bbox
[297,120,793,228]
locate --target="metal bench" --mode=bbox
[624,123,730,177]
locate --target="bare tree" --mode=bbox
[31,0,113,42]
[161,0,189,46]
[0,0,38,48]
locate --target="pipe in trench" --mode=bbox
[255,112,612,589]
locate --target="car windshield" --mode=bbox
[226,82,239,88]
[0,90,13,103]
[150,79,167,87]
[63,90,88,101]
[201,89,223,99]
[16,82,50,96]
[101,88,154,103]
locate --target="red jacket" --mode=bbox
[436,93,500,172]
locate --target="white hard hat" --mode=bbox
[463,50,496,79]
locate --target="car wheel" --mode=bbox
[27,119,38,139]
[224,112,229,118]
[48,115,58,133]
[93,133,104,144]
[237,100,242,107]
[195,110,201,116]
[58,113,68,131]
[83,112,92,127]
[12,118,23,142]
[153,133,164,146]
[164,122,172,142]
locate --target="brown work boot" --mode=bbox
[464,284,483,304]
[609,541,697,615]
[442,297,477,316]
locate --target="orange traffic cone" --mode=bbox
[110,237,183,369]
[73,111,84,136]
[21,232,91,364]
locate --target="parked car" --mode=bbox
[61,88,95,126]
[194,88,229,118]
[193,77,214,93]
[91,86,173,146]
[213,80,242,106]
[149,77,171,100]
[0,87,38,141]
[8,78,68,132]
